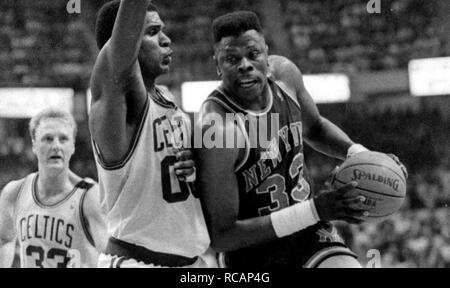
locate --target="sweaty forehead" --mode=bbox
[145,11,163,26]
[217,30,265,52]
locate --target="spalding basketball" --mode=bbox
[331,151,406,223]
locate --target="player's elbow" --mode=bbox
[209,234,232,253]
[208,227,238,253]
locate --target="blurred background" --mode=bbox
[0,0,449,267]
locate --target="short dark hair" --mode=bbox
[212,11,262,43]
[95,0,159,50]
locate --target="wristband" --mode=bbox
[270,199,320,238]
[347,144,369,158]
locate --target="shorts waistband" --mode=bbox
[105,237,198,267]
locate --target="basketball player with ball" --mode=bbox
[196,11,408,268]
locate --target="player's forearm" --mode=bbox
[209,216,277,252]
[108,0,152,73]
[304,117,354,160]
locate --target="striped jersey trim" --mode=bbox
[216,86,274,116]
[79,181,96,248]
[150,86,176,109]
[93,96,150,171]
[303,246,358,268]
[271,79,302,111]
[31,173,79,209]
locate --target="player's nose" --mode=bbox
[160,32,171,47]
[238,57,254,73]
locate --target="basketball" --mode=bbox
[332,151,407,223]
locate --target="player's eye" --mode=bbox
[147,27,159,36]
[249,50,260,59]
[226,55,238,64]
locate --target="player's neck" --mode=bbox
[223,83,271,111]
[37,168,72,198]
[143,76,157,94]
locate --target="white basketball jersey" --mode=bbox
[14,173,99,268]
[93,88,210,258]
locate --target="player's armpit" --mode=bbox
[81,185,108,252]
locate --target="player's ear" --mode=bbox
[31,138,37,155]
[213,55,222,77]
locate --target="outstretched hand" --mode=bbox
[314,181,369,224]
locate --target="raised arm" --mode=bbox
[0,181,22,267]
[269,55,355,160]
[89,0,153,164]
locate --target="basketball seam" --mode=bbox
[334,179,405,198]
[365,211,398,218]
[339,162,406,185]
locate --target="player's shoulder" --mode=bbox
[269,55,303,78]
[269,55,304,95]
[0,177,28,204]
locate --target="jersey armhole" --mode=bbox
[273,79,302,110]
[92,96,150,171]
[79,185,96,248]
[11,177,28,228]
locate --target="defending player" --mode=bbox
[89,0,212,267]
[195,11,407,268]
[0,108,106,268]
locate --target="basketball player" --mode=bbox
[89,0,211,268]
[196,11,407,268]
[0,108,107,268]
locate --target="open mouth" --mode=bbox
[162,52,173,65]
[238,79,258,89]
[49,155,63,161]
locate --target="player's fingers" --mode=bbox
[343,207,370,217]
[176,149,193,161]
[174,160,195,169]
[335,181,358,197]
[341,216,365,225]
[175,168,195,176]
[341,196,366,207]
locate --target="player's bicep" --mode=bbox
[196,146,240,235]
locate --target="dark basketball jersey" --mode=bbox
[206,78,312,218]
[205,78,357,268]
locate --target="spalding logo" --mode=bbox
[351,169,399,192]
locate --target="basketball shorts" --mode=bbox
[221,221,357,268]
[98,237,218,268]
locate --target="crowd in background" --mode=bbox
[1,102,449,267]
[1,0,448,88]
[0,0,449,268]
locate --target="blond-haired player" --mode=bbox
[0,108,107,268]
